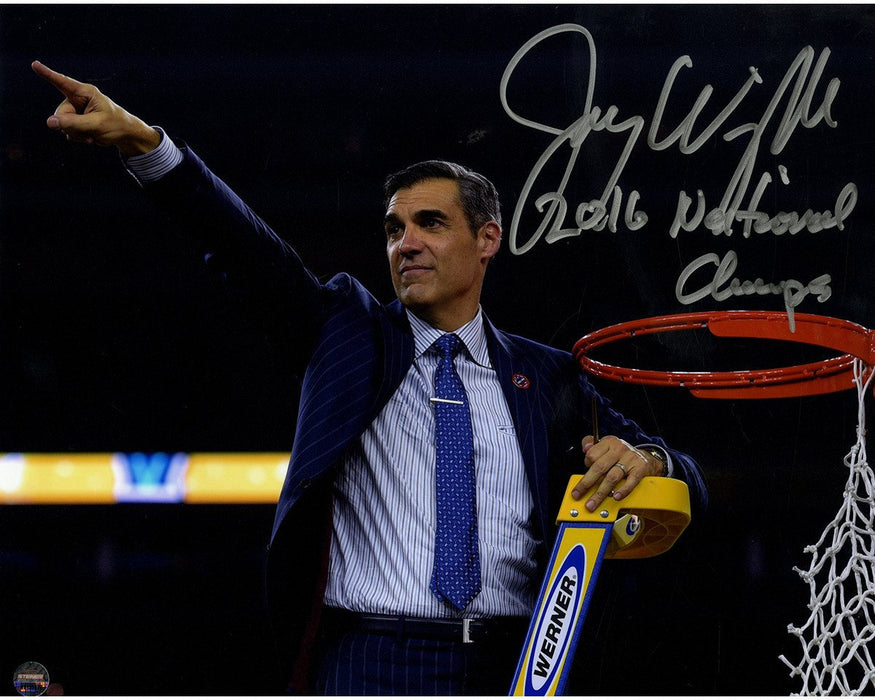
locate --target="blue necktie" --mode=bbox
[430,333,481,610]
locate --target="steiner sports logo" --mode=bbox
[525,543,586,694]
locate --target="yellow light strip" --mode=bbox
[0,453,288,504]
[185,454,290,504]
[0,453,116,504]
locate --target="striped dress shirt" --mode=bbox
[324,309,539,619]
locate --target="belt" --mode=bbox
[322,608,529,645]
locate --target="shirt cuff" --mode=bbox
[124,127,183,186]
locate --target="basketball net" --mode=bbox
[779,358,875,695]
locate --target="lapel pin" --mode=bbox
[512,373,531,389]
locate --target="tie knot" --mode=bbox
[436,333,462,359]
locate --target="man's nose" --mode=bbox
[398,226,423,253]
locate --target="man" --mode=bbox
[33,61,707,694]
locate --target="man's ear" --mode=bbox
[479,221,502,261]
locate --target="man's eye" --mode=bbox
[386,224,402,238]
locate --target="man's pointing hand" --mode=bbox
[32,60,160,156]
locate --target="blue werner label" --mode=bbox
[525,543,586,694]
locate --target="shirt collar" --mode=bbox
[407,308,491,368]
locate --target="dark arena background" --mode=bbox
[2,4,873,695]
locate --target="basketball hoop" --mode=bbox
[573,311,874,398]
[574,310,875,694]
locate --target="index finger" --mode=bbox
[31,60,87,98]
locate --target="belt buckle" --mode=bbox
[462,618,473,644]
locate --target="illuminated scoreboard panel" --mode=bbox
[0,453,289,504]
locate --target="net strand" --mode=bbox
[779,359,875,695]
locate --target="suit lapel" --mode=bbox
[483,319,552,541]
[378,300,415,408]
[278,297,411,485]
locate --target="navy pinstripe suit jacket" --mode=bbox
[146,146,707,691]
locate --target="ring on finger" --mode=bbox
[613,462,628,476]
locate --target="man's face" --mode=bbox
[385,178,500,330]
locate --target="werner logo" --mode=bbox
[525,544,586,694]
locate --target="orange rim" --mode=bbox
[573,311,874,398]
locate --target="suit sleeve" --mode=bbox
[141,144,326,365]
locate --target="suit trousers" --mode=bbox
[313,613,529,695]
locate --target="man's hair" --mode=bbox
[383,160,502,235]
